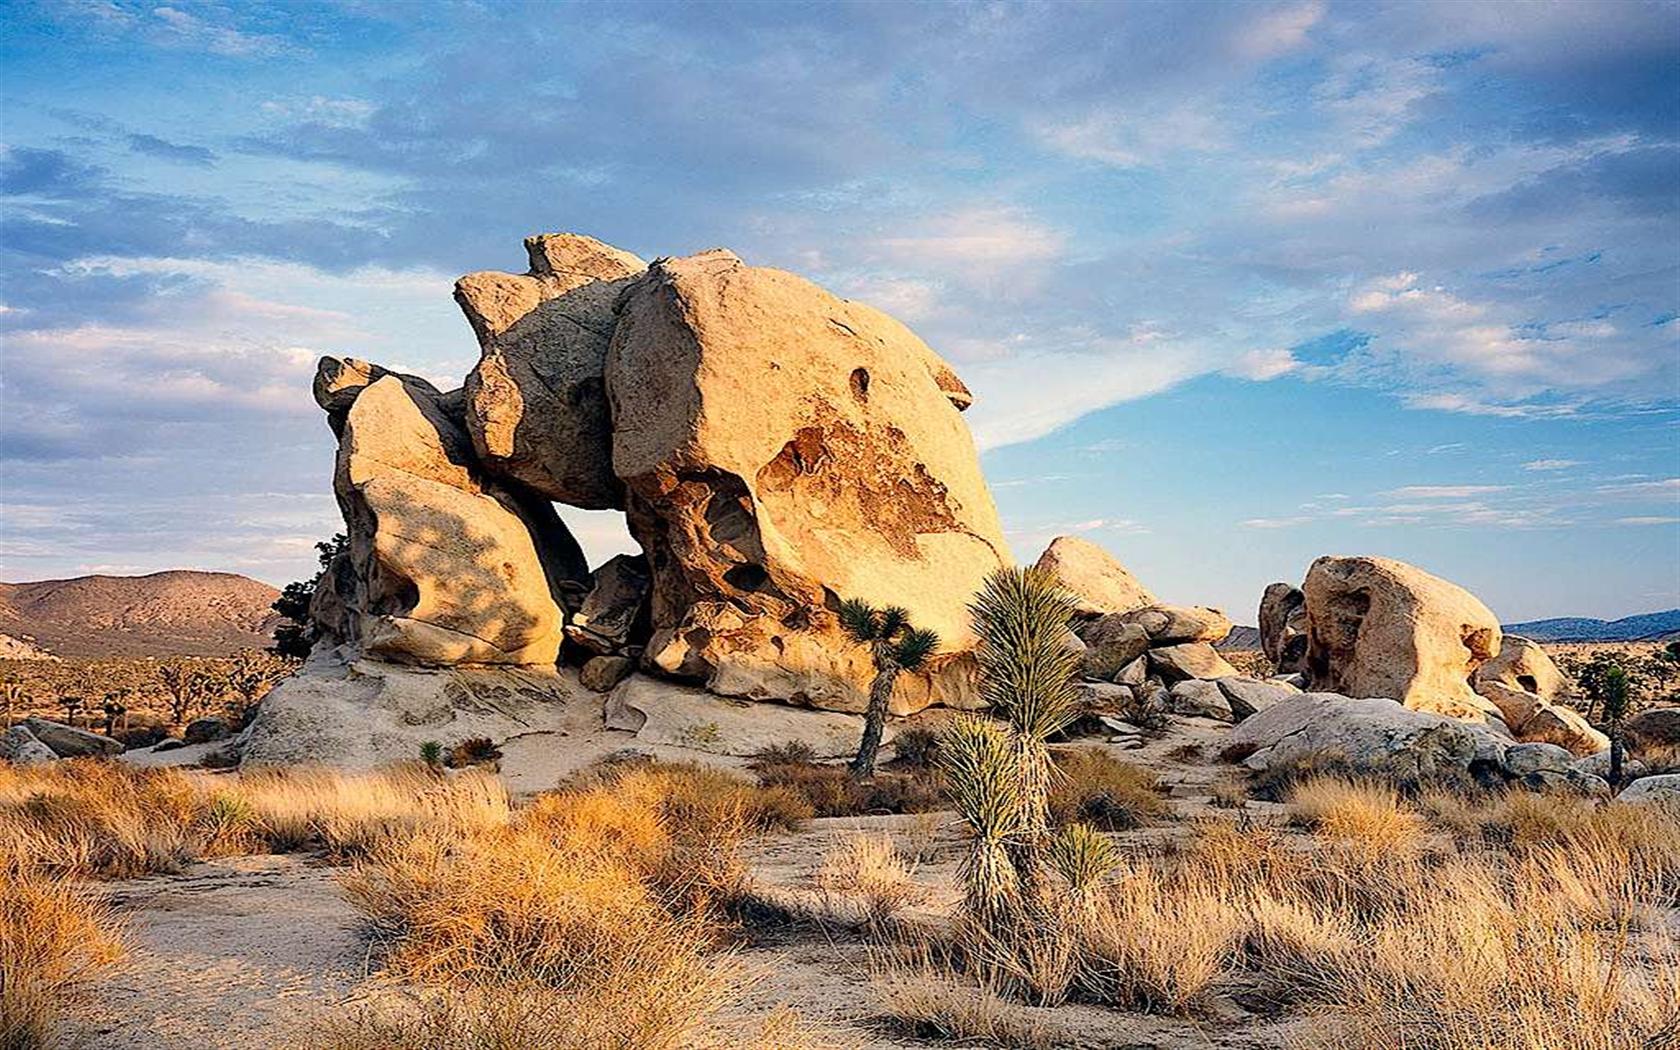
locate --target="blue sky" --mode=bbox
[1,0,1677,622]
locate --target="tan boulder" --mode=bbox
[604,249,1007,710]
[1625,707,1680,769]
[1476,681,1546,731]
[455,234,647,509]
[1148,642,1238,682]
[1521,702,1610,757]
[1302,556,1501,721]
[1117,604,1232,644]
[324,363,586,665]
[1033,536,1156,617]
[1259,582,1307,673]
[1474,635,1567,702]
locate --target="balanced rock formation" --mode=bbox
[1301,556,1502,722]
[604,249,1008,710]
[455,234,647,509]
[1258,582,1307,674]
[1033,536,1156,617]
[1474,635,1567,700]
[314,358,587,665]
[1471,635,1602,755]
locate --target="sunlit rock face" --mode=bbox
[603,248,1008,711]
[316,358,586,666]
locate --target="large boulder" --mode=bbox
[1625,707,1680,770]
[1301,556,1502,721]
[1149,642,1239,682]
[1474,635,1566,702]
[1032,536,1156,617]
[604,249,1007,711]
[1258,582,1307,673]
[1217,676,1300,721]
[22,717,123,757]
[1520,702,1609,757]
[318,360,587,665]
[1,724,57,765]
[604,674,882,759]
[455,234,647,509]
[1229,693,1505,781]
[1079,619,1151,680]
[1617,774,1680,808]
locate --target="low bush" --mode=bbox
[815,834,922,929]
[751,756,943,817]
[0,868,125,1050]
[1046,748,1168,830]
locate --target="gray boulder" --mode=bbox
[1148,642,1238,682]
[1617,774,1680,807]
[1169,680,1233,721]
[565,554,652,655]
[1228,693,1506,781]
[1082,621,1150,680]
[1,725,57,765]
[1504,741,1574,776]
[23,717,124,758]
[580,654,635,693]
[1217,676,1299,722]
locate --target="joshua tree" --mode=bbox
[271,534,348,658]
[102,692,128,737]
[1601,664,1631,786]
[62,694,84,728]
[158,659,213,728]
[838,599,940,779]
[228,651,294,723]
[1,678,22,728]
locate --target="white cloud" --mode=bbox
[1616,516,1680,526]
[873,207,1065,270]
[1597,478,1680,498]
[1241,516,1312,529]
[1523,459,1581,471]
[1224,347,1300,380]
[1383,485,1510,499]
[1231,1,1325,59]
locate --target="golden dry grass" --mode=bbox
[0,868,125,1050]
[872,962,1065,1049]
[815,834,923,929]
[1046,747,1169,830]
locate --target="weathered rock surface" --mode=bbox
[1169,679,1232,721]
[1520,703,1609,757]
[1033,536,1155,617]
[1474,635,1567,702]
[455,234,647,509]
[319,361,587,665]
[580,654,635,693]
[1258,582,1307,673]
[603,674,881,759]
[1617,774,1680,807]
[1217,676,1300,722]
[183,718,229,745]
[23,716,124,757]
[1148,642,1238,682]
[1625,707,1680,768]
[1571,749,1644,782]
[605,249,1007,710]
[1,724,57,764]
[1504,741,1574,776]
[1081,620,1151,680]
[564,554,651,655]
[1230,693,1505,780]
[1301,556,1501,721]
[1117,604,1233,644]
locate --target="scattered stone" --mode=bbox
[1301,556,1501,722]
[183,718,229,745]
[580,655,635,693]
[1032,535,1156,617]
[1570,750,1646,782]
[1217,676,1299,722]
[1114,656,1148,687]
[1118,604,1232,644]
[1503,741,1574,776]
[23,716,124,757]
[1081,620,1150,680]
[1,725,56,765]
[1148,642,1238,682]
[1169,679,1232,721]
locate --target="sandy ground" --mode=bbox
[69,712,1323,1050]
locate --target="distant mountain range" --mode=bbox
[1500,610,1680,643]
[1219,609,1680,651]
[0,571,283,659]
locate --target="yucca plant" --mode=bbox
[839,598,941,779]
[940,714,1026,927]
[1601,664,1630,786]
[1046,823,1120,904]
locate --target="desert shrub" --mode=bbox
[0,760,205,877]
[872,962,1065,1049]
[1285,778,1427,859]
[1245,747,1477,802]
[445,736,501,769]
[890,727,941,770]
[814,834,922,929]
[746,740,816,768]
[1047,748,1169,831]
[0,868,125,1050]
[751,756,942,816]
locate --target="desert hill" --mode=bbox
[1501,609,1680,643]
[0,570,283,659]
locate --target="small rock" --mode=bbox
[1119,604,1233,644]
[581,655,636,693]
[183,718,229,745]
[1169,680,1233,721]
[1114,656,1148,687]
[1148,642,1238,682]
[1098,716,1144,737]
[1503,741,1574,776]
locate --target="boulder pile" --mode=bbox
[1,717,125,764]
[302,233,1007,716]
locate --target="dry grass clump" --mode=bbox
[872,960,1066,1049]
[0,760,511,877]
[748,748,943,817]
[1285,777,1428,858]
[1046,748,1168,830]
[815,834,923,929]
[0,868,125,1050]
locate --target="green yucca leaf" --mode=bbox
[837,597,880,642]
[1047,823,1120,895]
[939,714,1025,843]
[968,566,1082,743]
[876,605,911,640]
[892,627,941,671]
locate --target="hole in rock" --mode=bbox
[849,367,870,402]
